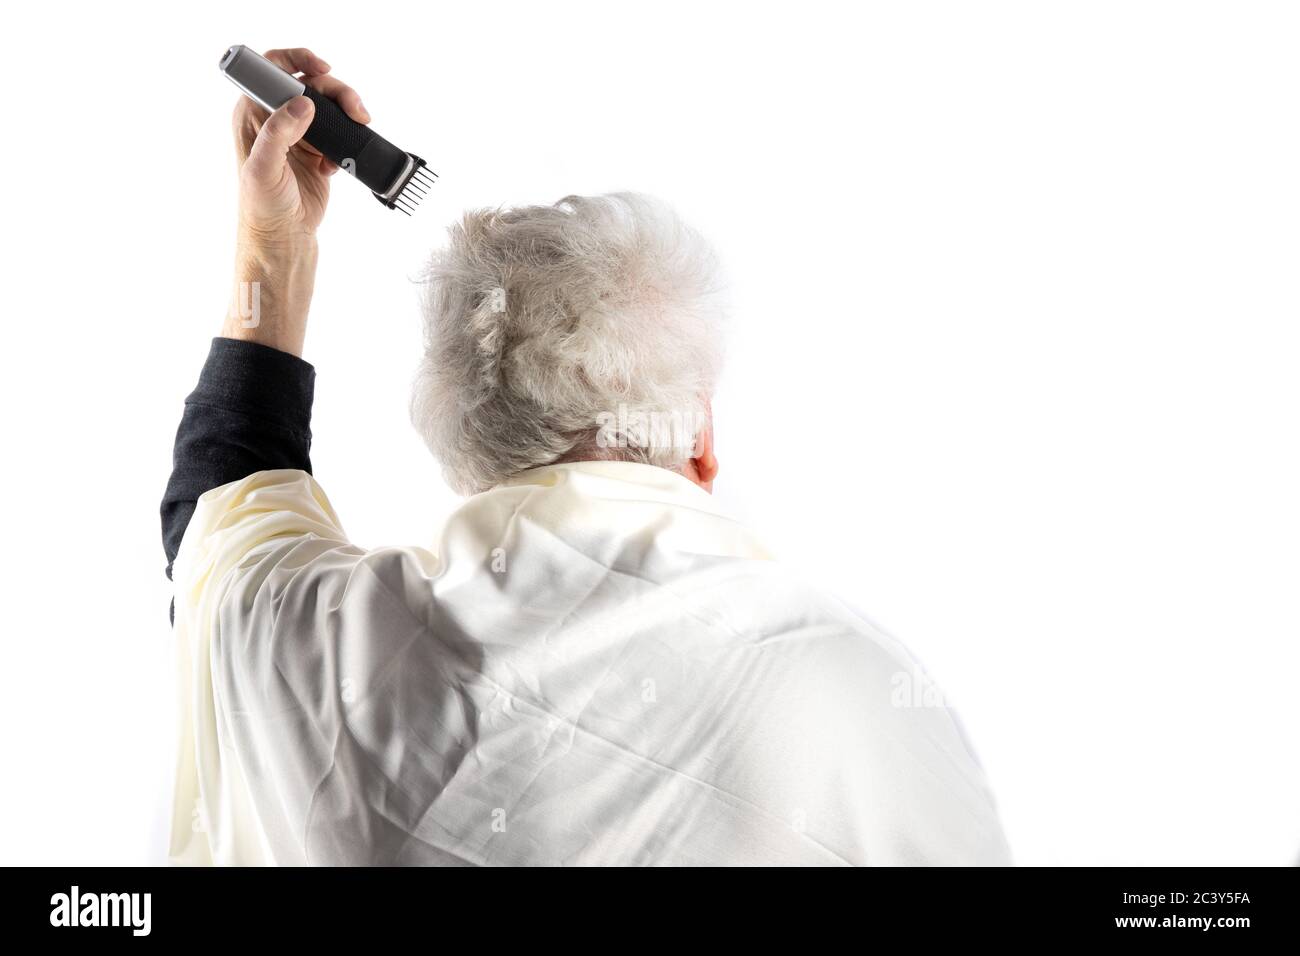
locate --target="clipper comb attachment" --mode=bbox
[377,155,438,215]
[220,45,435,214]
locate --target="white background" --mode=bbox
[1,0,1296,865]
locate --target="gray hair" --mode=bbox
[411,193,725,495]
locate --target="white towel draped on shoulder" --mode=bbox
[170,461,1010,866]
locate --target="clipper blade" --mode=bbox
[376,156,438,215]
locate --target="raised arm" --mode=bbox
[160,48,369,615]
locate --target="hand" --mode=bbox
[224,48,370,356]
[233,47,371,243]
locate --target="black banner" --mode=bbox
[6,866,1294,942]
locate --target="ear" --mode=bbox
[686,407,719,492]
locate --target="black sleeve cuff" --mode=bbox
[185,337,316,435]
[161,338,317,613]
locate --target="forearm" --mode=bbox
[221,236,319,357]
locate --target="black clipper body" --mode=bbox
[219,45,435,214]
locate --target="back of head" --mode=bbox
[412,193,725,495]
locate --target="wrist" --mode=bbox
[234,234,319,280]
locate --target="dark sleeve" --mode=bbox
[161,338,317,618]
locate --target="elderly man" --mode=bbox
[162,48,1010,866]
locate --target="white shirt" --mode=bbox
[170,461,1010,865]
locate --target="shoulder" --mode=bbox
[698,562,1013,865]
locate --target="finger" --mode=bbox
[303,73,370,124]
[244,96,316,187]
[319,156,340,176]
[231,95,269,161]
[263,47,331,76]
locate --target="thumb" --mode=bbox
[244,96,315,188]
